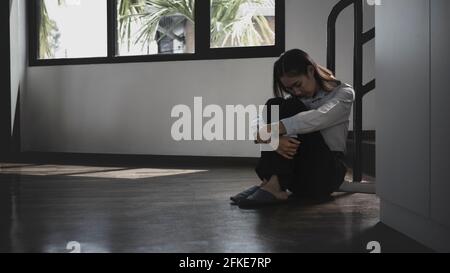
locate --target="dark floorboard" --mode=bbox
[0,163,432,253]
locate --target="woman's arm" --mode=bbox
[255,122,287,144]
[280,86,355,135]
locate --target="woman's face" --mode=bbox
[280,66,318,98]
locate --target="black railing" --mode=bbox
[327,0,376,182]
[0,0,12,161]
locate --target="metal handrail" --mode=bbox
[327,0,376,182]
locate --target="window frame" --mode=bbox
[28,0,285,66]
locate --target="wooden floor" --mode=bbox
[0,163,432,253]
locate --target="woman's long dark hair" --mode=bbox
[273,49,341,98]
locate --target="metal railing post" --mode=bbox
[327,0,376,182]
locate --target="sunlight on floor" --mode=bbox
[0,164,124,176]
[0,163,208,179]
[68,168,208,180]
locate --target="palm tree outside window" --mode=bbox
[32,0,284,64]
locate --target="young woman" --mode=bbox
[231,49,355,208]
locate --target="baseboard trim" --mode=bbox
[339,181,376,194]
[348,130,376,141]
[6,152,259,168]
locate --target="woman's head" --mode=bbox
[273,49,341,98]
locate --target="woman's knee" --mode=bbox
[265,97,285,107]
[264,97,308,120]
[262,98,285,123]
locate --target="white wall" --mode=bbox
[10,0,27,130]
[377,0,450,252]
[22,0,376,157]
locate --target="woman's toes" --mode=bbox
[274,191,289,200]
[260,185,289,200]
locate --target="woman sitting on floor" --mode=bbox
[232,49,355,208]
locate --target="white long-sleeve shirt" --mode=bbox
[281,83,355,152]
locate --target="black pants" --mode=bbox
[255,97,347,198]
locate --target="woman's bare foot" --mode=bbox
[260,175,289,200]
[259,179,269,187]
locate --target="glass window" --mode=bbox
[38,0,108,59]
[116,0,195,56]
[210,0,276,48]
[31,0,284,65]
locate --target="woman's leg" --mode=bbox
[255,97,347,200]
[289,131,347,198]
[255,97,309,195]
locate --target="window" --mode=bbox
[210,0,276,48]
[29,0,285,66]
[37,0,108,59]
[116,0,195,56]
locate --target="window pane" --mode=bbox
[211,0,276,48]
[117,0,195,56]
[38,0,108,59]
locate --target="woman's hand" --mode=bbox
[256,122,288,144]
[276,136,301,160]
